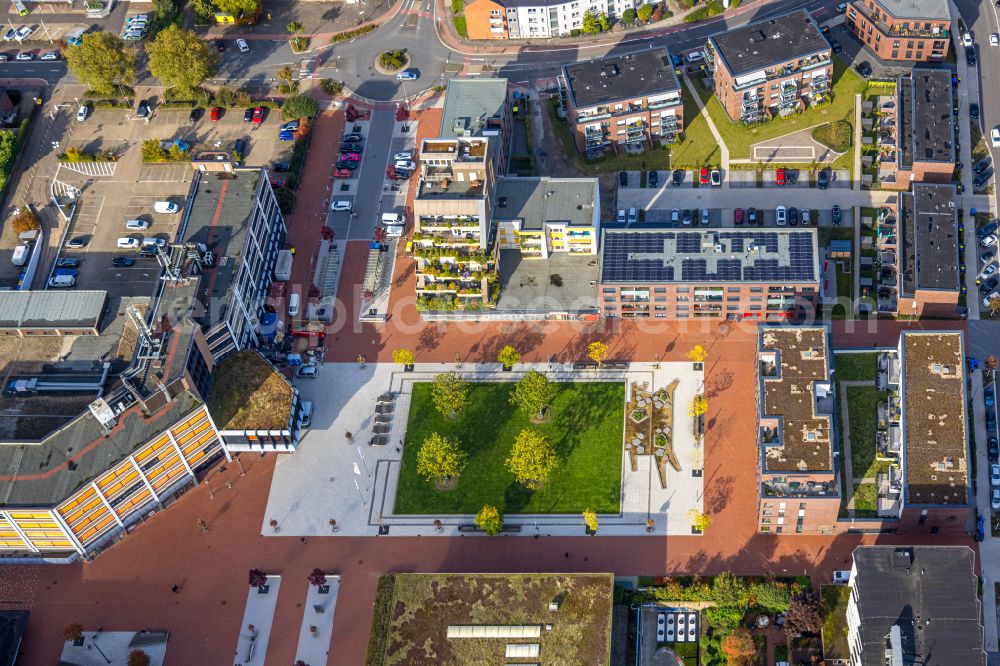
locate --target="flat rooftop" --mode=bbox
[0,383,200,507]
[494,177,598,230]
[759,327,833,473]
[860,0,949,20]
[902,332,968,505]
[851,546,984,666]
[709,11,829,77]
[370,574,613,666]
[417,178,486,200]
[900,184,958,295]
[0,290,106,331]
[497,250,599,313]
[563,48,680,109]
[0,296,148,442]
[899,70,954,169]
[207,350,294,430]
[439,78,509,138]
[599,228,819,284]
[181,170,261,332]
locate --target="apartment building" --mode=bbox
[755,327,840,535]
[878,70,954,189]
[598,228,820,319]
[495,177,600,258]
[846,546,984,666]
[464,0,640,39]
[438,78,514,175]
[561,49,683,155]
[846,0,950,62]
[705,11,832,122]
[898,184,959,316]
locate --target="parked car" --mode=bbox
[189,108,202,122]
[979,220,1000,238]
[76,105,89,122]
[335,160,359,170]
[40,50,58,60]
[339,153,361,161]
[236,38,249,53]
[992,488,1000,511]
[648,170,658,188]
[154,201,179,213]
[125,219,149,231]
[992,33,999,47]
[395,70,417,80]
[989,409,997,431]
[788,207,799,226]
[627,208,637,225]
[747,208,758,225]
[394,151,413,161]
[342,133,363,142]
[56,257,80,268]
[776,206,787,226]
[14,51,32,61]
[111,256,134,267]
[976,156,992,174]
[14,26,32,42]
[67,237,87,249]
[981,233,997,247]
[281,120,300,133]
[963,31,974,46]
[801,209,812,225]
[786,169,798,185]
[983,291,1000,308]
[279,131,296,141]
[331,200,352,212]
[986,385,996,407]
[971,103,981,120]
[700,209,710,225]
[210,107,222,121]
[776,168,786,186]
[671,209,680,225]
[682,209,692,225]
[982,276,999,293]
[966,45,977,66]
[992,464,1000,487]
[855,61,873,78]
[136,99,151,118]
[617,209,626,224]
[672,170,683,186]
[699,167,710,185]
[295,365,318,378]
[252,107,264,124]
[3,28,16,41]
[992,127,1000,147]
[214,38,225,51]
[990,436,999,461]
[710,169,721,186]
[817,169,830,190]
[243,108,253,122]
[340,142,363,153]
[981,251,995,265]
[832,205,842,225]
[829,37,842,53]
[734,208,744,225]
[976,169,994,189]
[394,160,416,172]
[619,171,628,187]
[117,237,141,249]
[981,263,998,280]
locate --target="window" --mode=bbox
[728,287,741,292]
[654,287,666,293]
[750,287,763,293]
[677,287,689,293]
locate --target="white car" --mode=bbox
[383,224,404,237]
[127,14,149,23]
[963,32,973,47]
[982,233,998,248]
[14,52,32,61]
[125,219,149,231]
[982,263,998,280]
[984,291,1000,308]
[992,127,1000,147]
[14,26,33,42]
[991,463,1000,486]
[154,201,179,214]
[992,488,1000,510]
[76,105,88,122]
[236,38,249,53]
[330,200,352,212]
[396,70,417,80]
[141,237,167,249]
[627,207,637,224]
[394,151,414,161]
[776,205,787,226]
[394,160,416,171]
[295,364,318,378]
[991,33,999,47]
[117,237,141,249]
[2,28,15,41]
[617,209,626,224]
[40,50,58,60]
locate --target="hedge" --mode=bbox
[329,24,376,44]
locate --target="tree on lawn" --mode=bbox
[510,370,556,420]
[475,504,503,535]
[581,9,601,34]
[430,371,468,418]
[416,433,468,485]
[689,394,708,417]
[587,341,609,367]
[989,295,1000,316]
[146,25,218,97]
[127,650,152,666]
[10,207,39,234]
[212,0,258,19]
[710,571,747,606]
[636,2,654,20]
[784,590,824,636]
[281,94,319,121]
[63,623,84,642]
[582,508,598,532]
[64,32,136,96]
[622,7,636,23]
[497,344,520,369]
[721,627,756,666]
[506,429,557,489]
[688,508,712,532]
[686,344,707,363]
[392,348,415,366]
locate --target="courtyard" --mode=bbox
[395,381,625,515]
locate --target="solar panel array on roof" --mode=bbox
[600,229,816,283]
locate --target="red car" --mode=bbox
[699,167,709,185]
[734,208,744,225]
[338,153,360,161]
[252,107,264,124]
[210,107,221,122]
[775,168,786,185]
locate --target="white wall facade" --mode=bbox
[505,0,639,38]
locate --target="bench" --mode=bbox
[456,524,521,533]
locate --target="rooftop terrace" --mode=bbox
[759,327,834,474]
[902,333,968,506]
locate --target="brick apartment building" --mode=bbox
[464,0,640,39]
[705,11,832,122]
[877,70,955,189]
[896,184,960,317]
[756,327,840,535]
[598,228,820,319]
[755,328,973,536]
[561,49,683,155]
[846,0,950,62]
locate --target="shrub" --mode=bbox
[274,186,295,213]
[636,3,653,20]
[379,50,405,71]
[711,571,748,607]
[330,25,376,44]
[320,79,343,95]
[287,20,303,33]
[622,7,636,23]
[127,650,151,666]
[141,139,168,162]
[10,207,39,234]
[281,94,319,121]
[290,37,310,52]
[704,604,744,634]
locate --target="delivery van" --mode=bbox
[288,293,300,317]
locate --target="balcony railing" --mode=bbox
[648,97,682,111]
[848,6,949,39]
[577,95,682,122]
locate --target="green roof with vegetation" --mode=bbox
[207,350,293,430]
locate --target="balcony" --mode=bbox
[648,97,682,111]
[762,479,838,498]
[848,4,949,40]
